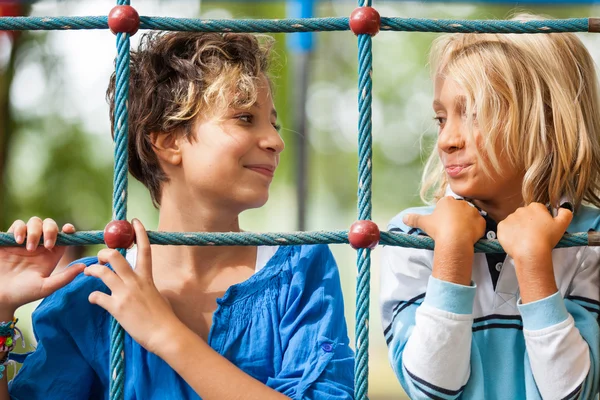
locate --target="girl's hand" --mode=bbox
[85,219,181,355]
[403,196,486,247]
[497,203,572,262]
[0,217,84,314]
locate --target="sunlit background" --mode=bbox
[5,0,600,398]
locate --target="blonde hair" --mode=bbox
[421,14,600,210]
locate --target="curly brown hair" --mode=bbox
[106,32,274,207]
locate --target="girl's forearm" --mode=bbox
[513,252,558,304]
[157,324,289,400]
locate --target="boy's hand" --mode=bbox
[0,217,85,316]
[497,203,572,261]
[497,203,571,303]
[403,196,486,246]
[403,196,486,286]
[85,219,182,356]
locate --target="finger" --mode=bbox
[97,249,134,281]
[26,216,43,252]
[132,219,152,280]
[8,220,25,244]
[403,213,429,232]
[37,263,86,298]
[84,264,124,291]
[61,223,76,234]
[42,218,58,249]
[554,207,574,233]
[88,291,113,313]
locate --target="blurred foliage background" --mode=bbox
[4,0,600,398]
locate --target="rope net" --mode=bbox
[1,2,599,399]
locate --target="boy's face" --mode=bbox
[432,76,524,203]
[178,76,284,213]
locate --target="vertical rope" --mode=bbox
[355,13,373,400]
[109,0,131,397]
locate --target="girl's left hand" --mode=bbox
[497,203,573,262]
[85,219,182,355]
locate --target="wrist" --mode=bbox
[432,240,474,286]
[0,308,16,322]
[513,253,558,304]
[152,320,198,360]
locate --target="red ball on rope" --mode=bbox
[348,220,380,249]
[108,5,140,35]
[104,220,135,249]
[349,7,381,37]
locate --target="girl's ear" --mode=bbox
[150,132,182,166]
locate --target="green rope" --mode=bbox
[0,16,591,34]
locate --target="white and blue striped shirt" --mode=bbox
[380,201,599,400]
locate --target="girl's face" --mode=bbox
[433,76,524,204]
[179,76,285,213]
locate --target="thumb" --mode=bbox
[38,263,86,298]
[554,207,573,235]
[403,213,427,231]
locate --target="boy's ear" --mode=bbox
[150,132,182,166]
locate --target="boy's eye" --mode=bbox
[273,123,282,132]
[433,116,446,126]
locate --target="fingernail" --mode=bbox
[15,235,22,243]
[44,240,52,249]
[26,243,34,251]
[132,218,138,226]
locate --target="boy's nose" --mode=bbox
[437,120,465,154]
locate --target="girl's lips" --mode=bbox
[445,164,472,178]
[245,165,275,178]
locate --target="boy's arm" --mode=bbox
[157,244,354,400]
[517,247,599,400]
[382,244,476,400]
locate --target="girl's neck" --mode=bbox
[149,193,256,281]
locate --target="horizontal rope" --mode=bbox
[0,16,592,34]
[0,231,591,252]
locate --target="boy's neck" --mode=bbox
[473,194,523,223]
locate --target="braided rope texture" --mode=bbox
[0,5,596,400]
[0,16,590,33]
[109,0,131,396]
[355,31,373,400]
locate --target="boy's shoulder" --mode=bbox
[571,204,600,232]
[387,206,435,234]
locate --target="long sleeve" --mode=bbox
[520,247,600,400]
[381,242,476,399]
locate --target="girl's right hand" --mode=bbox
[0,217,85,315]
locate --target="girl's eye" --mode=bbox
[273,123,282,132]
[237,114,253,123]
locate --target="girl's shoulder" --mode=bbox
[32,256,110,337]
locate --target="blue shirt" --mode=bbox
[9,244,354,399]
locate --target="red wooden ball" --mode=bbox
[108,5,140,35]
[104,220,135,249]
[349,220,380,249]
[349,7,381,36]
